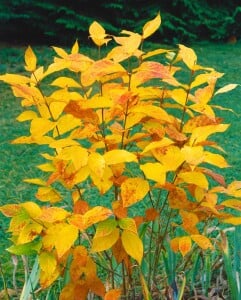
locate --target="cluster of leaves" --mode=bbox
[1,0,241,44]
[1,13,241,299]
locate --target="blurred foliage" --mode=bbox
[0,0,241,45]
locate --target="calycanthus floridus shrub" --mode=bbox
[1,13,241,299]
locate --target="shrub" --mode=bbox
[1,13,241,299]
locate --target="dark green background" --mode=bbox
[1,0,241,45]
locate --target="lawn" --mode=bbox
[1,41,241,298]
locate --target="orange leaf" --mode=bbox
[179,236,192,256]
[105,289,121,300]
[191,234,213,250]
[0,204,21,217]
[112,200,127,219]
[145,208,159,221]
[170,237,180,253]
[180,210,199,234]
[121,178,149,207]
[73,200,89,214]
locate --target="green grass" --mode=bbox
[1,41,241,297]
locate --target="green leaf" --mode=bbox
[118,218,137,233]
[7,240,42,255]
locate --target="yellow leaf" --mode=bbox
[57,146,88,170]
[152,146,185,171]
[121,178,149,207]
[36,186,62,203]
[181,146,204,169]
[93,219,118,238]
[81,59,125,86]
[191,234,214,250]
[49,138,79,149]
[88,152,106,178]
[23,178,46,186]
[130,104,172,123]
[11,135,54,145]
[55,114,80,136]
[25,46,37,72]
[0,73,31,84]
[140,162,166,184]
[178,171,208,189]
[222,217,241,225]
[71,40,79,54]
[203,151,229,168]
[188,124,229,145]
[121,230,143,264]
[87,95,113,109]
[39,252,57,278]
[40,267,60,289]
[90,165,113,194]
[141,137,174,154]
[30,118,56,137]
[104,149,137,165]
[12,84,44,105]
[107,45,132,63]
[215,84,238,96]
[89,21,111,46]
[191,71,222,89]
[142,12,161,39]
[16,110,38,122]
[114,31,142,54]
[142,48,170,60]
[179,236,192,256]
[169,88,188,106]
[43,223,78,258]
[18,222,43,244]
[221,199,241,211]
[92,228,119,252]
[178,44,197,70]
[21,201,42,218]
[38,207,69,223]
[51,76,81,88]
[118,217,137,233]
[83,206,113,229]
[52,46,68,58]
